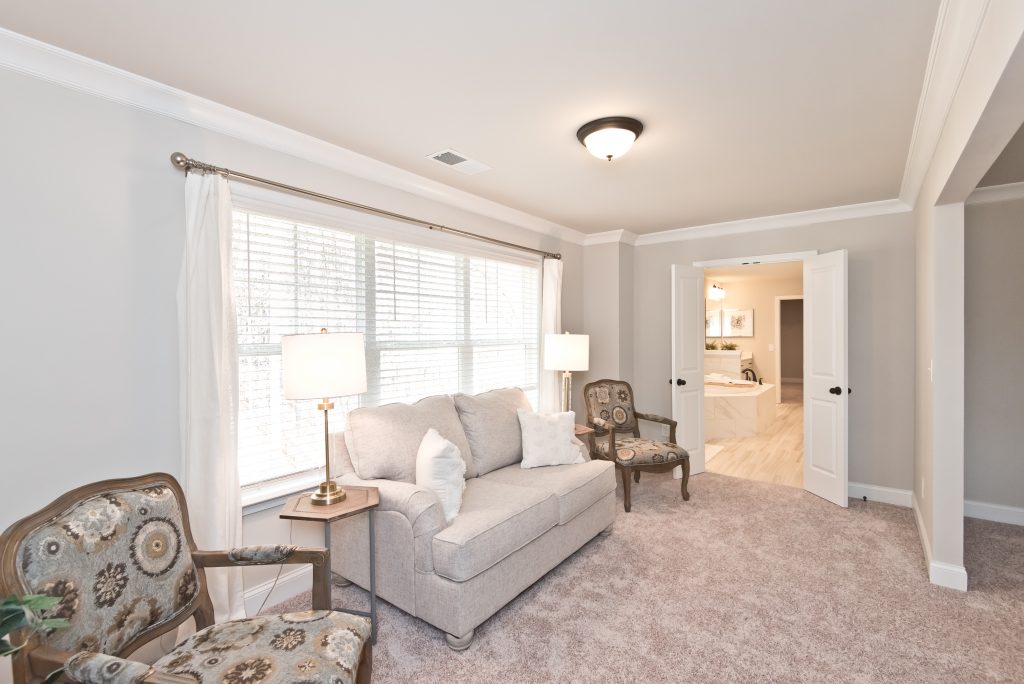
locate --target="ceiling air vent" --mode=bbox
[426,148,491,175]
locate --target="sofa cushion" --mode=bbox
[347,395,476,482]
[431,479,557,582]
[482,460,616,525]
[453,388,532,476]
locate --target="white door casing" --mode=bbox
[671,264,706,475]
[803,250,849,507]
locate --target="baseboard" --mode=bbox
[848,482,912,507]
[965,499,1024,526]
[912,493,968,591]
[242,565,312,616]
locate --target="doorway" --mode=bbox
[702,264,804,488]
[670,250,849,506]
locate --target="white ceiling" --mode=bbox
[0,1,940,234]
[705,261,803,283]
[979,121,1024,187]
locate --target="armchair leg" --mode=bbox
[445,629,475,651]
[621,467,632,513]
[633,471,641,483]
[680,458,691,501]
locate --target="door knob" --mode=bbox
[676,378,686,386]
[829,386,842,395]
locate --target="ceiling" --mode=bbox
[979,121,1024,187]
[705,261,803,283]
[0,1,940,234]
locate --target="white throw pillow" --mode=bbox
[518,409,586,468]
[415,428,466,523]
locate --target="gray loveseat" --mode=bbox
[328,387,617,649]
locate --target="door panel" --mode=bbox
[803,250,848,506]
[671,264,705,475]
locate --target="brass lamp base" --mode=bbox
[310,480,346,506]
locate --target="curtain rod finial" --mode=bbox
[170,152,189,170]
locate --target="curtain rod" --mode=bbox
[169,152,561,260]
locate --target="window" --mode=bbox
[232,208,540,490]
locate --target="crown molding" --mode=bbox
[966,180,1024,204]
[630,198,911,246]
[899,0,991,207]
[0,28,587,246]
[582,229,638,246]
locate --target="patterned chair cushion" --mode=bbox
[583,381,638,433]
[594,437,689,466]
[16,482,199,655]
[153,611,371,684]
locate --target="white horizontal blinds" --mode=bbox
[233,207,541,489]
[233,211,366,487]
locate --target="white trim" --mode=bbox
[899,0,991,206]
[775,295,804,403]
[583,229,638,246]
[638,199,910,246]
[243,565,313,617]
[0,27,586,247]
[693,251,818,268]
[966,181,1024,205]
[848,482,912,508]
[965,499,1024,526]
[912,493,969,591]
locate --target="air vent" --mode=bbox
[426,148,491,175]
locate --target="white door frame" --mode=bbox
[774,295,804,404]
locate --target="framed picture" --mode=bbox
[723,308,754,337]
[705,310,722,337]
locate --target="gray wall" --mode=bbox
[630,212,917,490]
[0,68,585,528]
[780,299,804,380]
[965,197,1024,508]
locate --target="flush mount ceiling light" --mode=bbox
[576,116,644,161]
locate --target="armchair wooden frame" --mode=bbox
[0,473,371,684]
[582,379,691,512]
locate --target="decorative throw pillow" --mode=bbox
[453,388,533,476]
[518,409,586,469]
[415,428,466,523]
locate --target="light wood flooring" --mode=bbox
[705,382,803,487]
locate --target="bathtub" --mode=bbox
[705,381,776,439]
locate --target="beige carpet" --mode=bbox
[270,473,1024,683]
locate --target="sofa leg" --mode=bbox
[599,524,613,537]
[445,629,475,651]
[331,572,353,588]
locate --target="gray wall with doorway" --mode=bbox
[780,299,804,381]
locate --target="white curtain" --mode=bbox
[539,257,563,413]
[178,172,246,622]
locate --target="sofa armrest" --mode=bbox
[338,474,447,538]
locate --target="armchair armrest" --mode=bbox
[636,412,678,443]
[60,651,193,684]
[193,547,330,610]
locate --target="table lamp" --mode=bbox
[544,332,590,412]
[282,329,367,505]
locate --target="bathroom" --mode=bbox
[703,261,804,487]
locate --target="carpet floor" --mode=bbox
[269,473,1024,683]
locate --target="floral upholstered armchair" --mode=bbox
[0,474,371,684]
[582,379,690,512]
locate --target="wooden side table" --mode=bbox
[280,485,380,643]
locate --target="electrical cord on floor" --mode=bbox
[255,520,294,616]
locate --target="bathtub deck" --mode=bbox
[705,382,803,488]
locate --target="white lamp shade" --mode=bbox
[582,128,638,160]
[282,331,367,399]
[544,333,590,371]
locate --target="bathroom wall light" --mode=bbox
[709,283,727,301]
[576,116,644,161]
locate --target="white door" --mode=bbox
[803,250,849,506]
[671,265,705,475]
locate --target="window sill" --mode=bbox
[241,472,324,516]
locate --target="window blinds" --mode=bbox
[232,209,540,488]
